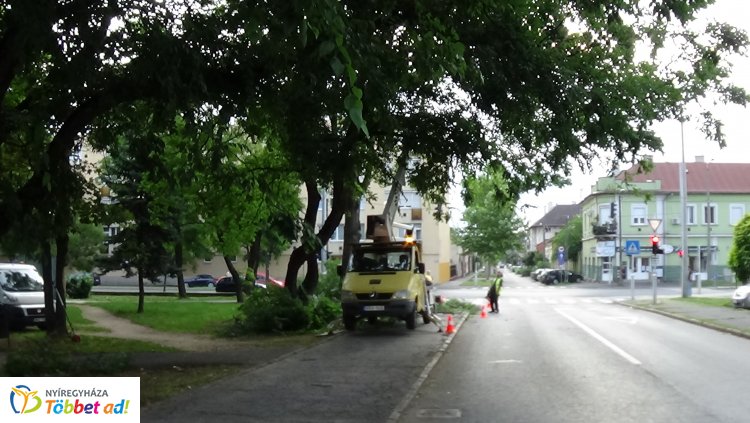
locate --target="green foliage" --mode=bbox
[305,295,341,330]
[729,214,750,283]
[66,272,94,299]
[454,171,526,264]
[317,259,343,300]
[67,221,106,272]
[520,266,533,277]
[240,287,309,333]
[552,216,583,263]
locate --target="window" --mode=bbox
[703,203,717,225]
[399,191,422,209]
[332,224,345,241]
[730,204,745,225]
[598,204,611,225]
[686,204,697,225]
[414,224,422,241]
[631,204,647,225]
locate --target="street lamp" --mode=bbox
[679,120,691,297]
[648,218,662,304]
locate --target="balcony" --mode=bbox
[592,222,617,236]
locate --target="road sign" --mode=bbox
[662,244,675,254]
[558,246,565,253]
[625,240,640,256]
[557,250,566,265]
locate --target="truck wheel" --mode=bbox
[343,314,357,331]
[405,308,416,330]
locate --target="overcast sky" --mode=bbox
[516,0,750,226]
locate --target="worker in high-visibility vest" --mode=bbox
[486,271,503,313]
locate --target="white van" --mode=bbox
[0,263,47,329]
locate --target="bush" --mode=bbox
[240,286,309,333]
[316,259,342,300]
[305,295,341,330]
[66,272,94,299]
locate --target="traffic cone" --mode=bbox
[445,314,455,334]
[480,305,487,318]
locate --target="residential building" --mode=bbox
[199,183,456,284]
[527,204,581,263]
[580,157,750,283]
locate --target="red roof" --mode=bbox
[618,162,750,194]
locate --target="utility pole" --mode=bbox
[679,121,691,297]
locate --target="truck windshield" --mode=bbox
[0,270,44,292]
[351,249,411,272]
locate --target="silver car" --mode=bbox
[732,284,750,308]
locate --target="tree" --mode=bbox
[454,171,526,268]
[728,214,750,283]
[67,220,106,272]
[552,216,583,265]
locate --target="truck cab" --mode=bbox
[340,239,432,330]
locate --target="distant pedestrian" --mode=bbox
[486,271,503,313]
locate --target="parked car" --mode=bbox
[0,263,46,330]
[184,274,215,288]
[255,272,285,288]
[93,273,101,286]
[214,273,284,292]
[531,268,553,281]
[732,284,750,308]
[541,270,584,285]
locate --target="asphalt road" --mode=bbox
[396,272,749,423]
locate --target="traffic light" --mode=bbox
[677,248,684,257]
[650,234,664,255]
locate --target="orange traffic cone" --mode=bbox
[480,305,487,319]
[445,314,455,334]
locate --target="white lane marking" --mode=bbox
[509,298,521,304]
[527,299,540,304]
[555,308,641,365]
[544,298,558,304]
[488,359,523,364]
[604,316,639,324]
[581,298,593,303]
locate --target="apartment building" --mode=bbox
[580,157,750,283]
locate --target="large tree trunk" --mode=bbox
[285,176,354,298]
[41,241,56,336]
[53,234,69,336]
[341,177,367,276]
[175,240,187,299]
[137,269,145,313]
[224,255,243,303]
[246,234,262,275]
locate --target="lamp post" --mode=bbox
[705,159,713,288]
[679,121,691,297]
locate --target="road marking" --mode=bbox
[488,359,522,364]
[555,308,641,365]
[604,316,639,324]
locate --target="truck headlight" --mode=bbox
[392,290,411,300]
[341,290,357,302]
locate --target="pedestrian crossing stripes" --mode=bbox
[451,297,626,306]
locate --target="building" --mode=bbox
[580,157,750,283]
[527,204,581,262]
[198,182,456,284]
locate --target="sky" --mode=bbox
[515,0,750,226]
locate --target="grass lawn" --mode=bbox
[85,295,242,335]
[673,296,735,308]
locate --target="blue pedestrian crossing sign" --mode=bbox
[625,240,640,256]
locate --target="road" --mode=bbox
[395,271,748,422]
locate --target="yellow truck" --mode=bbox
[340,239,433,331]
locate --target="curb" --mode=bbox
[617,301,750,341]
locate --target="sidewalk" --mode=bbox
[619,298,750,340]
